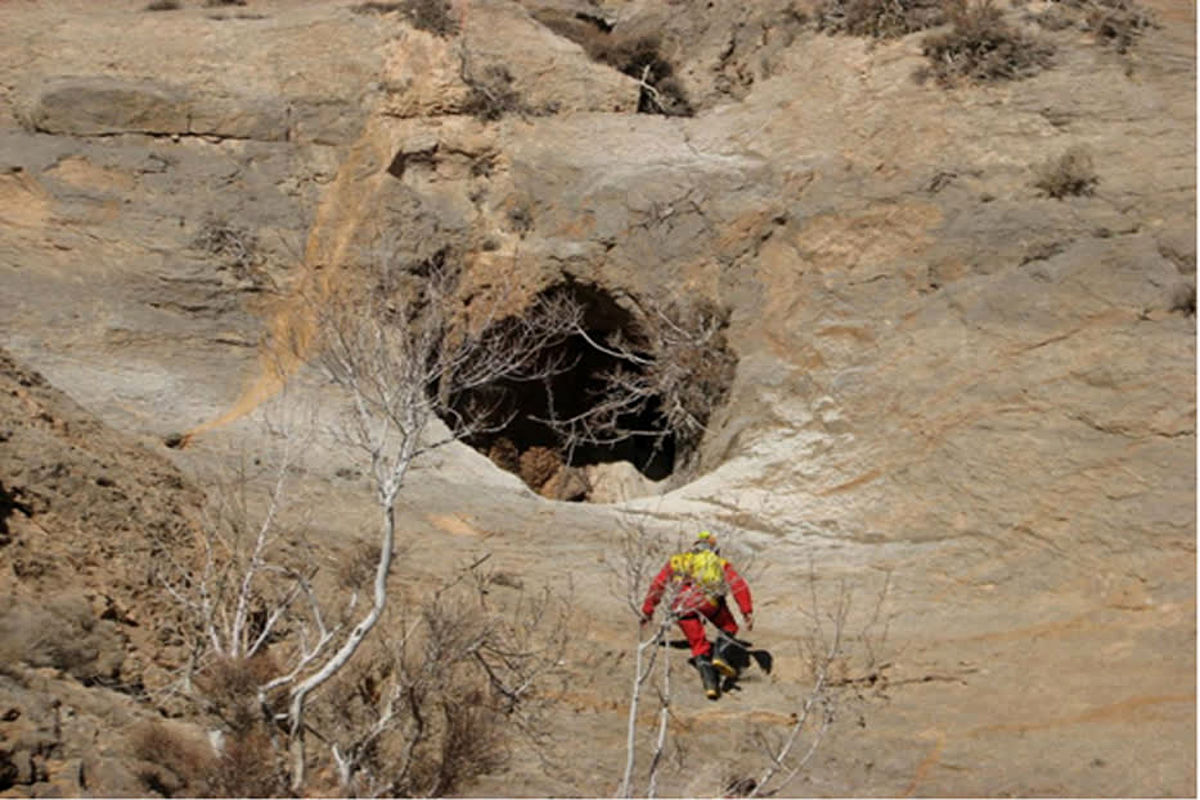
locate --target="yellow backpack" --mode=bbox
[669,550,728,597]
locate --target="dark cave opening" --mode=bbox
[442,282,733,499]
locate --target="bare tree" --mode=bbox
[738,566,893,798]
[320,558,571,797]
[607,514,680,798]
[158,244,582,793]
[266,247,580,789]
[745,572,849,798]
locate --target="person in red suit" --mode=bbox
[639,531,754,699]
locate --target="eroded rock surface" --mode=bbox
[0,0,1193,796]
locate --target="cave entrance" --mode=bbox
[443,282,734,501]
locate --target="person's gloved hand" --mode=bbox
[638,613,651,628]
[743,613,754,632]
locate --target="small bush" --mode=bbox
[1081,0,1155,52]
[1032,145,1099,198]
[1032,0,1155,52]
[817,0,948,38]
[462,65,524,121]
[919,1,1055,85]
[194,654,278,734]
[0,596,124,683]
[131,719,286,798]
[337,538,382,590]
[406,0,458,36]
[542,28,692,116]
[145,0,182,9]
[354,0,458,36]
[485,437,519,474]
[131,721,217,796]
[191,216,264,283]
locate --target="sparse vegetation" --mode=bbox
[191,216,266,285]
[144,0,182,10]
[0,596,124,684]
[817,0,948,38]
[153,247,580,794]
[352,0,458,37]
[918,0,1055,85]
[599,36,693,116]
[1032,0,1156,52]
[462,65,525,121]
[529,22,693,117]
[404,0,458,36]
[1078,0,1156,52]
[1032,145,1099,198]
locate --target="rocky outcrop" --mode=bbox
[0,349,207,797]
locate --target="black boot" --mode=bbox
[713,634,750,680]
[695,654,721,700]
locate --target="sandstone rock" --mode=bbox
[518,445,562,490]
[540,464,590,501]
[462,0,639,115]
[585,460,662,503]
[24,77,189,136]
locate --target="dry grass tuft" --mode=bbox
[1032,145,1099,198]
[817,0,948,38]
[919,0,1055,85]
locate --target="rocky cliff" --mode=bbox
[0,0,1193,796]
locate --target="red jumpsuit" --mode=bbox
[641,555,753,658]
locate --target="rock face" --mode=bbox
[0,349,205,797]
[0,0,1193,797]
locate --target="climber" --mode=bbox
[639,530,755,700]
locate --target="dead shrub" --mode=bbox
[817,0,948,38]
[588,297,735,460]
[532,294,737,477]
[462,65,525,121]
[214,726,289,798]
[1079,0,1155,52]
[191,215,264,284]
[919,0,1055,85]
[337,538,382,591]
[1032,0,1155,52]
[0,596,124,684]
[643,299,738,453]
[533,24,692,116]
[353,0,457,36]
[130,721,218,796]
[407,0,457,36]
[313,579,566,797]
[193,654,278,734]
[1032,145,1099,198]
[131,718,286,798]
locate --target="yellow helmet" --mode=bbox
[693,530,717,552]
